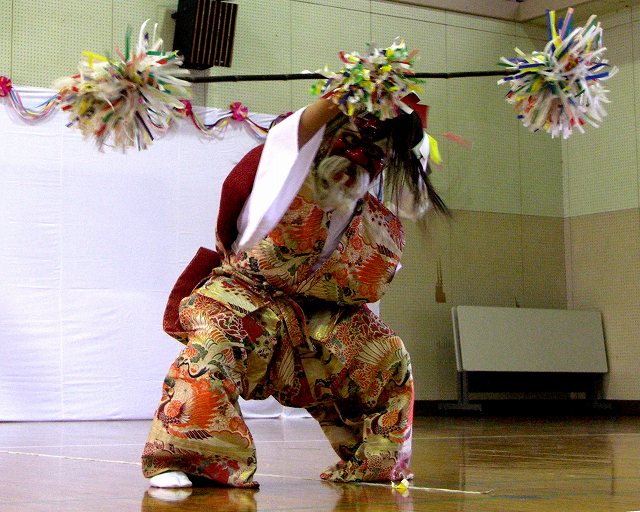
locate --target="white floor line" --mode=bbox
[2,433,636,448]
[0,447,609,489]
[0,451,492,495]
[357,481,493,495]
[254,472,493,495]
[0,443,142,449]
[0,450,141,466]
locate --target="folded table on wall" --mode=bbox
[444,306,609,411]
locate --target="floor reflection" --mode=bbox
[141,486,258,511]
[326,482,415,511]
[140,481,416,512]
[1,417,639,511]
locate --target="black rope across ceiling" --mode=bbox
[185,70,509,83]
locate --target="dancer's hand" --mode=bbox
[298,98,341,148]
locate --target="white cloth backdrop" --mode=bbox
[0,87,315,421]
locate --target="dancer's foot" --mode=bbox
[149,470,193,488]
[320,459,413,483]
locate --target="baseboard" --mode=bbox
[415,399,640,416]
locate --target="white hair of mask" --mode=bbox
[389,180,432,221]
[312,155,371,213]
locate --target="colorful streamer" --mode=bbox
[180,100,270,138]
[55,20,191,151]
[311,38,424,119]
[0,76,59,120]
[498,8,618,139]
[1,70,272,142]
[8,15,617,149]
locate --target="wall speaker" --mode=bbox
[172,0,238,69]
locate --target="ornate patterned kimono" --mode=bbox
[142,110,414,487]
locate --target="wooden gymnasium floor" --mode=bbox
[1,415,639,511]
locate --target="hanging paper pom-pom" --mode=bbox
[311,38,424,119]
[56,20,191,151]
[498,8,618,139]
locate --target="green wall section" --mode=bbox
[0,0,11,73]
[12,1,112,88]
[564,8,640,217]
[0,0,565,216]
[383,211,567,400]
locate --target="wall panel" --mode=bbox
[204,0,293,115]
[565,22,638,216]
[0,0,11,75]
[12,0,112,88]
[290,1,371,111]
[446,27,522,214]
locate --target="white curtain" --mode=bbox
[0,88,309,420]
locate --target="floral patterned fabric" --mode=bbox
[226,176,405,306]
[142,148,413,487]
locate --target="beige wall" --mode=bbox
[4,1,636,400]
[384,212,566,400]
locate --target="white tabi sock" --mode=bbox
[149,471,193,488]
